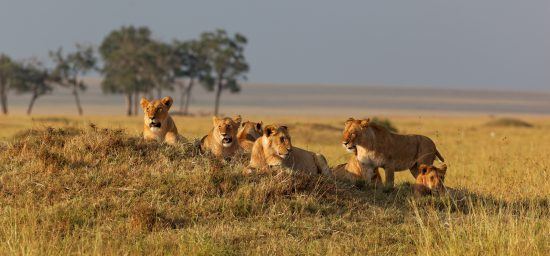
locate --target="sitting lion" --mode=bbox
[341,118,445,189]
[246,124,330,175]
[331,155,382,186]
[413,164,447,197]
[140,96,179,144]
[200,115,242,159]
[237,121,263,153]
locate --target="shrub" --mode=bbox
[485,118,533,128]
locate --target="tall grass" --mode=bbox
[0,116,549,255]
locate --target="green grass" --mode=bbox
[0,115,549,255]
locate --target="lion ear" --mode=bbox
[438,164,447,176]
[256,122,263,132]
[140,97,149,110]
[360,118,370,128]
[212,116,220,126]
[264,125,277,137]
[280,125,288,131]
[233,115,242,124]
[161,96,173,109]
[419,164,429,175]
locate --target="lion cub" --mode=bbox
[246,124,330,175]
[200,115,242,159]
[140,96,179,144]
[237,121,263,153]
[413,164,447,197]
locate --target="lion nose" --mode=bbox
[343,141,349,145]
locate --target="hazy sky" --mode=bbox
[1,0,549,90]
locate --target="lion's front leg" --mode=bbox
[164,131,178,145]
[383,168,395,191]
[361,167,377,184]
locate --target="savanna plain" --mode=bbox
[0,114,548,255]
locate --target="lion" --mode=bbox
[341,118,445,189]
[140,96,179,144]
[237,121,263,153]
[246,124,330,175]
[331,155,382,186]
[413,164,447,197]
[200,115,242,159]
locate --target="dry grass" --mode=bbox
[0,115,549,255]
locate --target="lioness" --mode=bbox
[140,96,179,144]
[413,164,447,197]
[331,155,382,186]
[200,115,242,159]
[246,124,330,175]
[237,121,263,153]
[342,118,445,189]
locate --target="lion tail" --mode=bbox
[314,153,331,176]
[435,149,445,162]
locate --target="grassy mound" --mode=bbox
[371,117,398,133]
[0,126,547,255]
[485,118,533,128]
[0,126,389,254]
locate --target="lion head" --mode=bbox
[238,121,263,142]
[140,96,173,131]
[262,124,292,161]
[341,117,371,153]
[212,115,242,148]
[416,164,447,195]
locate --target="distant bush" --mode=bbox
[371,117,398,133]
[485,118,533,128]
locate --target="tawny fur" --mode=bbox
[413,164,447,197]
[237,121,263,153]
[140,96,179,145]
[331,155,382,185]
[246,124,330,175]
[341,118,445,188]
[200,115,242,159]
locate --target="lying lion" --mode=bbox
[140,96,179,144]
[331,155,382,186]
[342,118,445,189]
[413,164,447,197]
[237,120,263,153]
[246,124,330,175]
[200,115,242,159]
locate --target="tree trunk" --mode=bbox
[0,84,7,115]
[214,80,223,116]
[125,93,132,116]
[72,85,83,116]
[179,81,186,112]
[183,78,194,115]
[133,90,139,116]
[27,94,37,115]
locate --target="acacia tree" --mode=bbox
[0,54,20,114]
[50,44,96,115]
[99,26,153,116]
[201,29,249,115]
[142,40,177,99]
[11,60,54,115]
[173,39,213,114]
